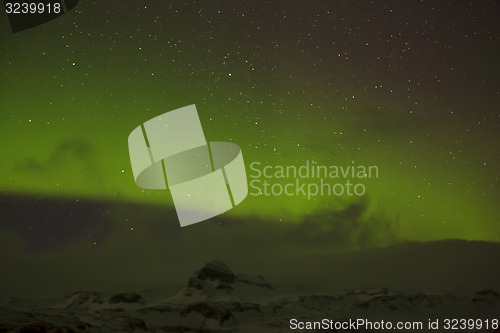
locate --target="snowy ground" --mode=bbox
[0,261,499,332]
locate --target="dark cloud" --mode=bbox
[1,197,498,298]
[13,158,46,172]
[292,200,399,250]
[0,195,112,252]
[1,193,499,299]
[0,192,398,254]
[47,138,95,165]
[13,138,104,185]
[0,193,400,297]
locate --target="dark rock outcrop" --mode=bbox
[187,260,272,293]
[108,292,145,304]
[188,260,236,291]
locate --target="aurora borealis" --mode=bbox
[0,1,498,297]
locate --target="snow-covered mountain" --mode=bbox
[0,260,499,332]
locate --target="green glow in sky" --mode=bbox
[0,0,498,244]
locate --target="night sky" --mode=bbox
[0,1,498,297]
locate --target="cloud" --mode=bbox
[0,193,401,297]
[0,193,399,255]
[13,138,105,186]
[0,195,112,252]
[289,199,399,250]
